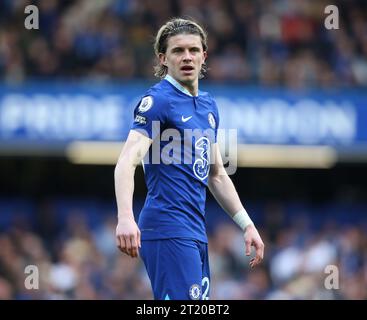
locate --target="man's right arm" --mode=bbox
[114,129,152,258]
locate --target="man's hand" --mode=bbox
[244,224,265,268]
[116,216,141,258]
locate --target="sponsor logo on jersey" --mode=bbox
[134,115,147,124]
[193,137,210,180]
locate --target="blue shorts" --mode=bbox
[140,238,210,300]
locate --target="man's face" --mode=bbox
[160,34,207,86]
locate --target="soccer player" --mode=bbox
[114,18,264,300]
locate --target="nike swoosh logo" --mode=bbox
[182,115,193,122]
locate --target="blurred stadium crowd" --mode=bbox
[0,200,366,299]
[0,0,367,88]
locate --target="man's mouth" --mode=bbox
[181,66,194,72]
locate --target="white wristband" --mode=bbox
[232,209,253,230]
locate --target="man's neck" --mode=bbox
[184,83,198,97]
[165,74,198,97]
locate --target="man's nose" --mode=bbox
[183,50,192,61]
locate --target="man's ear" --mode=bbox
[203,51,208,63]
[159,53,167,66]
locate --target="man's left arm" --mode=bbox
[208,143,265,268]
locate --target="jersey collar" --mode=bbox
[164,74,198,97]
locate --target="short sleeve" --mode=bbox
[131,94,168,140]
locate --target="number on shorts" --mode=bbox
[202,276,210,300]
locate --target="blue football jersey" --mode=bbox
[131,75,219,243]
